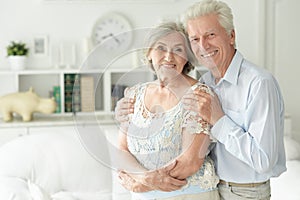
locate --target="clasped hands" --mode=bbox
[118,160,188,193]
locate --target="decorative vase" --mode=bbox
[8,56,27,70]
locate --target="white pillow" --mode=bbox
[0,130,113,194]
[284,136,300,160]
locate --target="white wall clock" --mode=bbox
[91,12,133,51]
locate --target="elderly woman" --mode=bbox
[117,21,219,200]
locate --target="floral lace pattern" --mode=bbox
[126,82,219,190]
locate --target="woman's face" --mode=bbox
[148,32,188,82]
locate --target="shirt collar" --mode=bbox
[222,50,243,85]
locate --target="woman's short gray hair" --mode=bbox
[144,21,196,74]
[182,0,234,36]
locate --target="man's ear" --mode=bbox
[230,30,235,45]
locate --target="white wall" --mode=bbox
[273,0,300,141]
[0,0,261,69]
[3,0,298,137]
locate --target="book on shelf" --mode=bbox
[64,74,81,113]
[53,86,61,113]
[80,76,95,112]
[111,84,127,111]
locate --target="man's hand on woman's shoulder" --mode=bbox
[114,97,135,123]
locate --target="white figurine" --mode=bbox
[0,87,56,122]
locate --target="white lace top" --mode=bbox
[125,82,219,195]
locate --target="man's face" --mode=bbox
[187,14,235,76]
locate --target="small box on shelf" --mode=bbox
[80,76,95,112]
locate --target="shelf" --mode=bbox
[0,67,154,117]
[0,68,104,75]
[0,113,115,128]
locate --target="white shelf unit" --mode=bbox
[0,67,154,115]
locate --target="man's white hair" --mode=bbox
[182,0,235,36]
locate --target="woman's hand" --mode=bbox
[118,170,153,193]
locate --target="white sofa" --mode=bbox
[270,135,300,200]
[0,125,131,200]
[270,115,300,199]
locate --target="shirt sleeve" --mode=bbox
[211,77,285,173]
[182,83,213,138]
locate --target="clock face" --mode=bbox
[92,13,133,51]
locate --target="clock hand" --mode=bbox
[111,35,121,44]
[101,33,113,40]
[101,33,120,45]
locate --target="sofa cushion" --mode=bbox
[0,128,112,199]
[284,136,300,161]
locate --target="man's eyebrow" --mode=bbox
[189,29,218,38]
[205,29,217,34]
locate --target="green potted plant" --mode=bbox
[6,41,29,70]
